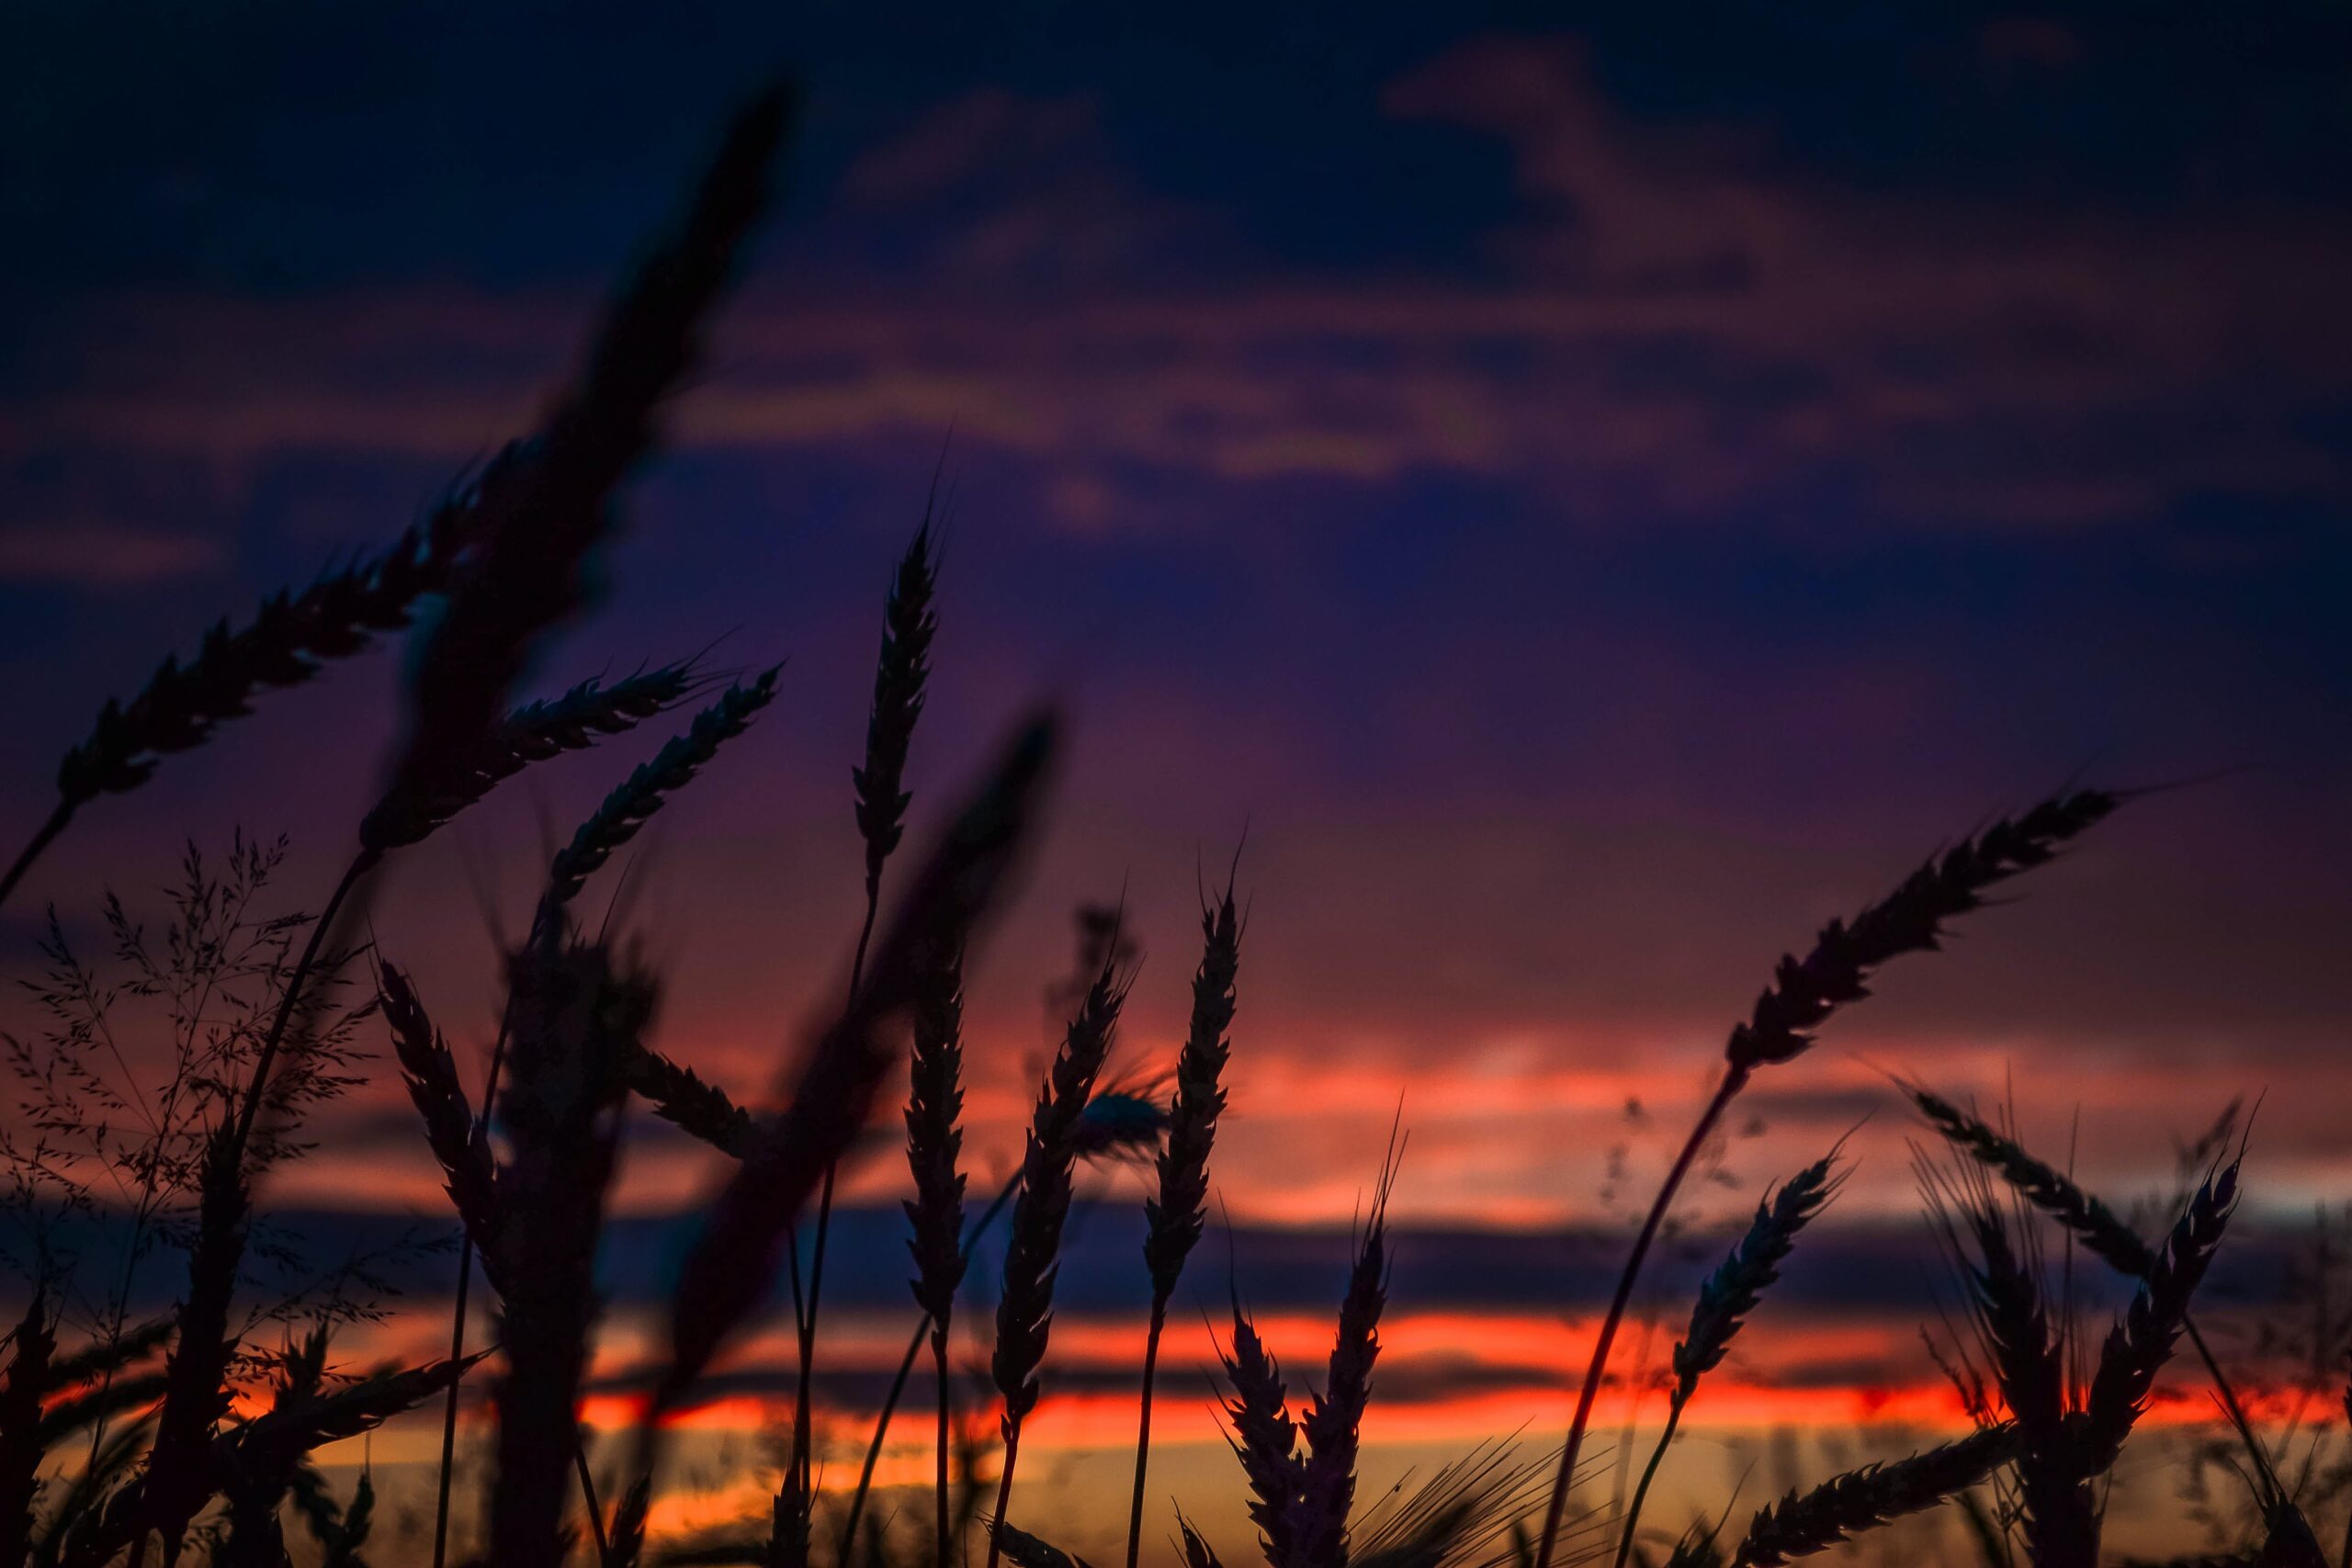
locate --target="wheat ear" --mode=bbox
[1533,788,2119,1568]
[1616,1152,1843,1568]
[1127,875,1242,1568]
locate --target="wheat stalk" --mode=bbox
[1533,788,2120,1568]
[1294,1149,1399,1568]
[1616,1152,1843,1568]
[987,940,1131,1568]
[654,714,1057,1425]
[1221,1299,1305,1568]
[381,86,789,827]
[1906,1083,2272,1489]
[625,1045,759,1156]
[837,1084,1172,1561]
[379,963,505,1292]
[1937,1166,2091,1567]
[0,446,526,911]
[903,936,967,1568]
[137,1125,252,1563]
[1127,876,1243,1568]
[797,517,942,1540]
[1732,1423,2020,1566]
[361,662,702,852]
[404,665,765,1568]
[540,668,780,912]
[1178,1513,1227,1568]
[2082,1159,2240,1472]
[991,1519,1097,1568]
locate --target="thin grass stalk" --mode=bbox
[1127,880,1242,1568]
[987,949,1131,1568]
[1532,788,2120,1568]
[1615,1154,1842,1568]
[798,519,940,1523]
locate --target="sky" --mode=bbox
[5,1,2352,1559]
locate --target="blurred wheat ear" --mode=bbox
[490,935,658,1568]
[654,712,1057,1424]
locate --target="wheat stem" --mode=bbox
[838,1172,1018,1558]
[1535,1066,1746,1568]
[0,801,72,915]
[1125,1306,1170,1568]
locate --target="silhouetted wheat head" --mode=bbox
[1145,880,1242,1305]
[1726,791,2119,1074]
[1905,1085,2154,1277]
[1535,788,2123,1568]
[542,667,782,913]
[1616,1151,1843,1568]
[1732,1423,2019,1567]
[905,937,969,1340]
[1222,1300,1306,1568]
[855,519,942,916]
[1295,1151,1398,1568]
[984,924,1131,1568]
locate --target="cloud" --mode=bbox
[0,519,219,584]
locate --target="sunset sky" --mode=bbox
[5,2,2351,1559]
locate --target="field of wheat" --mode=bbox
[1,84,2343,1568]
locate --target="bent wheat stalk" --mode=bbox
[1616,1152,1842,1568]
[1532,788,2120,1568]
